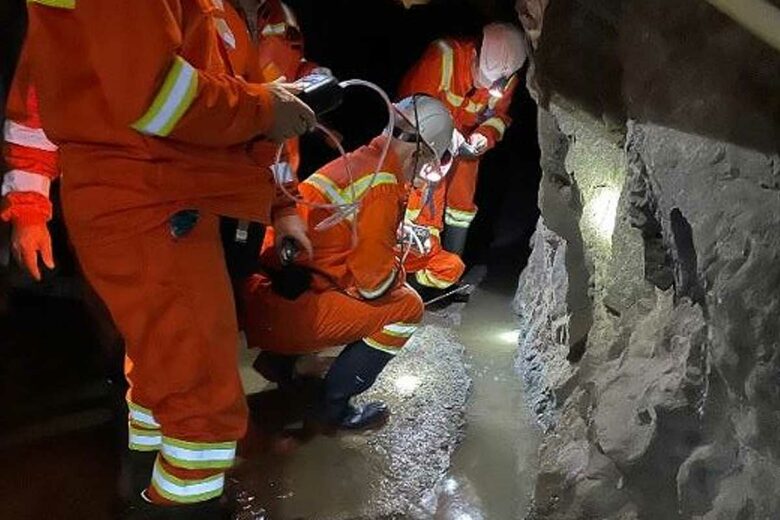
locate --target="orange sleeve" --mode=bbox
[475,74,519,149]
[30,0,276,148]
[1,44,59,226]
[346,186,401,300]
[398,41,446,99]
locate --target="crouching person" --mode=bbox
[241,95,455,430]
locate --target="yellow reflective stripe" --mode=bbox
[465,101,484,114]
[151,459,225,504]
[364,338,402,355]
[358,268,397,300]
[262,22,287,36]
[129,425,162,452]
[161,437,237,470]
[128,401,160,429]
[437,40,454,91]
[132,56,198,137]
[305,174,348,206]
[27,0,75,8]
[415,269,453,289]
[215,18,236,49]
[437,40,465,107]
[405,208,421,222]
[480,117,507,138]
[445,91,465,108]
[445,208,476,228]
[382,322,419,338]
[305,172,397,206]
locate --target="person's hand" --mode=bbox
[273,213,313,261]
[11,222,54,281]
[265,83,316,143]
[468,132,489,155]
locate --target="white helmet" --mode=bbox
[393,95,454,161]
[479,23,527,84]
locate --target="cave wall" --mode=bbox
[514,0,780,518]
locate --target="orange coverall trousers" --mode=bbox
[241,277,424,356]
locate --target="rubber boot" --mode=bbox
[252,351,299,386]
[320,340,393,430]
[118,450,158,506]
[406,275,442,303]
[407,276,470,307]
[122,496,228,520]
[442,224,469,256]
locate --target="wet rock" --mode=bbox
[514,0,780,518]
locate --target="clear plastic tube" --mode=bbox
[272,78,396,224]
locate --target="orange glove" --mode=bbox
[11,221,55,281]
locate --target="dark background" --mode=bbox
[0,1,540,518]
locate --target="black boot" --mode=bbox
[252,351,299,386]
[118,451,158,510]
[442,224,469,256]
[122,496,228,520]
[407,276,470,307]
[319,340,393,430]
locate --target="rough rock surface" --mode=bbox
[514,0,780,518]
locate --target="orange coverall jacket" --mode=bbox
[242,137,424,354]
[22,0,295,247]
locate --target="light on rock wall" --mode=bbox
[497,329,520,344]
[586,186,620,241]
[394,374,421,396]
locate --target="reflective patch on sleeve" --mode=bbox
[4,121,58,151]
[27,0,76,9]
[132,56,199,137]
[358,268,397,300]
[1,170,51,197]
[480,117,507,138]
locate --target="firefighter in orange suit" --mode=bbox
[20,0,316,517]
[243,0,333,177]
[241,95,454,430]
[399,23,527,260]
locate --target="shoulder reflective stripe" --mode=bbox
[132,57,198,137]
[415,269,452,289]
[304,173,348,206]
[161,437,237,470]
[215,18,236,49]
[346,172,397,202]
[305,172,397,206]
[27,0,75,9]
[436,40,454,92]
[436,41,465,107]
[364,337,401,355]
[211,0,224,9]
[151,460,224,504]
[358,268,397,300]
[383,322,419,338]
[128,401,160,429]
[1,170,51,197]
[480,117,507,137]
[262,22,287,36]
[4,121,58,151]
[129,426,162,452]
